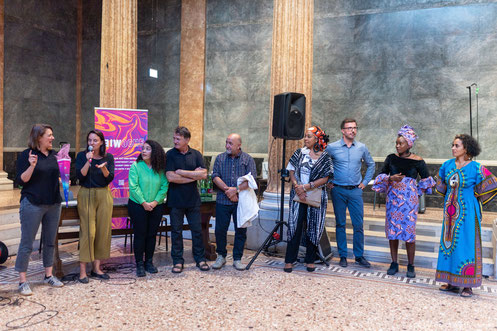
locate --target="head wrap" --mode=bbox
[308,126,329,152]
[398,125,417,148]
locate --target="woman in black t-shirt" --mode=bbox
[15,124,64,296]
[76,130,114,283]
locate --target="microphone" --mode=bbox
[88,145,93,164]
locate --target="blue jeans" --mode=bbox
[169,207,206,265]
[331,186,364,258]
[215,203,247,261]
[15,198,61,272]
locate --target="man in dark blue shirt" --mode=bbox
[166,126,209,273]
[211,134,256,270]
[326,118,375,268]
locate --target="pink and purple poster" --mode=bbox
[95,107,148,228]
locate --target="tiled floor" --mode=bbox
[1,237,497,330]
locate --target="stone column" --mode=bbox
[178,0,206,153]
[100,0,137,109]
[0,0,11,190]
[247,0,314,250]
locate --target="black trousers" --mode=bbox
[169,206,206,265]
[127,200,163,263]
[284,203,318,264]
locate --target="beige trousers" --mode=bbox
[77,187,113,262]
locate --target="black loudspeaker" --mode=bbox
[317,233,333,262]
[0,241,8,264]
[272,92,306,140]
[298,233,334,263]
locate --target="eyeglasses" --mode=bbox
[343,127,358,131]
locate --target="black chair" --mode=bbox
[124,217,133,251]
[157,216,168,251]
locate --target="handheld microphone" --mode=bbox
[88,145,93,163]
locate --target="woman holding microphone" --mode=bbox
[128,140,168,277]
[76,130,114,283]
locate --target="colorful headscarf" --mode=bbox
[398,125,418,148]
[308,126,329,152]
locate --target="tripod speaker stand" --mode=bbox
[245,138,331,270]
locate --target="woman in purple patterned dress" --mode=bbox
[372,125,435,278]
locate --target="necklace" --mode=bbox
[399,152,411,158]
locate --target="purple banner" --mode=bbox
[95,108,148,228]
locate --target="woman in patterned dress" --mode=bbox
[435,134,497,297]
[283,126,333,273]
[372,125,435,278]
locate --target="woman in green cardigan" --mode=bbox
[128,140,169,277]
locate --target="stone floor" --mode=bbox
[1,237,497,330]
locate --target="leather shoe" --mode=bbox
[387,262,399,275]
[355,256,371,268]
[144,260,158,274]
[90,271,110,280]
[78,277,89,284]
[339,257,348,267]
[136,262,146,277]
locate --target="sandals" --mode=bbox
[196,261,210,271]
[171,264,184,274]
[460,288,473,298]
[439,284,460,293]
[283,263,293,273]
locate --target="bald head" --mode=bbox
[226,133,242,156]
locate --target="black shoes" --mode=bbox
[355,257,371,268]
[387,262,399,275]
[136,262,146,277]
[406,264,416,278]
[78,276,89,284]
[144,260,158,274]
[306,266,316,272]
[339,257,348,267]
[90,271,110,280]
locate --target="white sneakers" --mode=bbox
[18,275,64,296]
[212,256,245,271]
[211,256,226,269]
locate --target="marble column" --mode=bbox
[100,0,137,109]
[75,0,82,153]
[178,0,206,153]
[0,0,3,172]
[247,0,314,250]
[0,0,11,190]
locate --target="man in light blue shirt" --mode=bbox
[325,118,375,268]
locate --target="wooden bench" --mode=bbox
[55,198,217,277]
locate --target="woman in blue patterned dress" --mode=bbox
[436,134,497,297]
[372,125,435,278]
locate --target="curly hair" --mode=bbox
[454,134,481,158]
[137,140,166,174]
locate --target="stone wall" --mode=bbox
[313,0,497,160]
[4,0,77,148]
[203,0,273,154]
[137,0,181,149]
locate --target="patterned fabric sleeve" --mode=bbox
[475,165,497,205]
[417,159,435,195]
[372,174,389,193]
[435,162,447,196]
[417,177,436,196]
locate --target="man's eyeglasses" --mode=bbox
[343,127,358,131]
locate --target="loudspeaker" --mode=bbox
[297,233,334,263]
[0,241,8,264]
[272,92,306,140]
[317,233,333,262]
